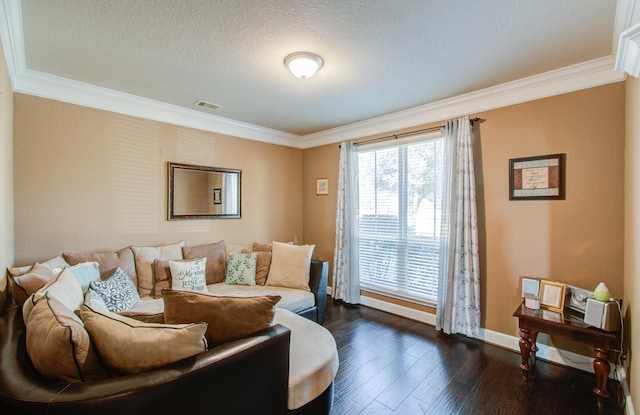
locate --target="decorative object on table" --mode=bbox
[565,284,595,313]
[509,153,565,200]
[538,280,566,313]
[316,178,329,195]
[520,276,541,309]
[593,282,611,301]
[584,298,621,331]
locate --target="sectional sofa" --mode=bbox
[0,240,337,415]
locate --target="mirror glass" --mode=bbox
[168,162,241,219]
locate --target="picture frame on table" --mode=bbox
[509,153,565,200]
[539,280,566,312]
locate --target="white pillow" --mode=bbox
[131,241,185,297]
[266,241,315,291]
[169,258,207,292]
[23,267,84,323]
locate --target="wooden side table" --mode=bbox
[513,303,618,411]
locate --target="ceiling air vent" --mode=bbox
[193,100,222,111]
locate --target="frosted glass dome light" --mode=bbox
[284,52,324,80]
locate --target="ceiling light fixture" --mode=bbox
[284,52,324,80]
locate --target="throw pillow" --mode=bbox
[63,247,138,287]
[89,268,141,312]
[162,290,280,345]
[224,243,252,259]
[225,253,258,286]
[152,259,172,298]
[241,250,272,285]
[8,255,69,277]
[169,258,207,292]
[131,241,185,297]
[67,262,101,294]
[84,288,110,312]
[266,241,315,291]
[23,267,84,323]
[26,294,109,382]
[182,241,226,284]
[252,242,273,252]
[116,310,165,324]
[10,262,56,306]
[80,304,207,375]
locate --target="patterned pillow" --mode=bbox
[89,268,140,312]
[225,253,258,286]
[169,258,207,292]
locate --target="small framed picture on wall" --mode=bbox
[316,178,329,195]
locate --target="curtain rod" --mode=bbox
[342,117,485,148]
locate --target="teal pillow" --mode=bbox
[68,262,101,294]
[225,253,258,286]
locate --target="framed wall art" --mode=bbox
[509,153,565,200]
[316,178,329,195]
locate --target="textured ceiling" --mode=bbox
[19,0,617,135]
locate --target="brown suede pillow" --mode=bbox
[152,259,171,298]
[63,247,138,287]
[117,310,165,324]
[182,241,226,284]
[26,294,109,382]
[11,263,56,306]
[252,242,272,252]
[241,248,272,286]
[162,290,280,345]
[80,305,207,375]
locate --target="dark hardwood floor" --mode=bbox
[323,299,625,415]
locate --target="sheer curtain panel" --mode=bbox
[436,116,481,337]
[332,141,360,304]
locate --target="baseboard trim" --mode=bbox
[331,288,623,379]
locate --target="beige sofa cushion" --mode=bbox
[10,263,56,306]
[132,241,185,297]
[26,294,108,382]
[64,247,138,287]
[80,304,207,375]
[162,290,280,345]
[266,242,315,291]
[182,241,226,284]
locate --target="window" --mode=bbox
[358,135,444,305]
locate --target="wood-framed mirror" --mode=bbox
[167,162,241,220]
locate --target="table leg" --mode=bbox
[593,346,611,411]
[530,331,538,367]
[518,328,532,376]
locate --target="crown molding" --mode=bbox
[616,22,640,77]
[0,0,628,149]
[14,68,302,147]
[299,56,625,149]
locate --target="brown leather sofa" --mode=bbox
[0,260,333,415]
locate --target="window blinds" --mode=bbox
[357,136,443,304]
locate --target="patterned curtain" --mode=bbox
[436,116,481,337]
[332,141,360,304]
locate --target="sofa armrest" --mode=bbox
[309,259,328,324]
[0,306,291,415]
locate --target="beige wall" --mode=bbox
[625,75,640,414]
[13,94,304,265]
[0,41,13,312]
[303,83,625,343]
